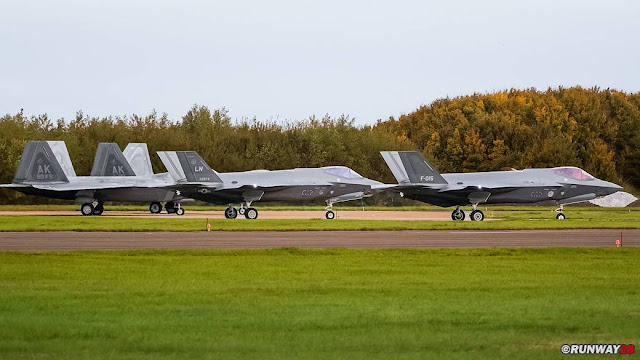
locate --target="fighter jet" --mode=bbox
[1,141,185,215]
[157,151,392,219]
[380,151,623,221]
[120,143,188,214]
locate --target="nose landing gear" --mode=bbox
[325,200,336,220]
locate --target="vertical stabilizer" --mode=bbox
[157,151,222,183]
[13,141,72,184]
[123,143,154,178]
[380,151,447,184]
[91,143,136,176]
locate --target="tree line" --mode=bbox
[377,86,639,190]
[0,86,638,204]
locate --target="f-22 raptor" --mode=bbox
[1,141,185,215]
[381,151,622,221]
[157,151,392,219]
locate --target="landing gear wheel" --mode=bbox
[245,207,258,220]
[165,202,176,214]
[81,203,95,216]
[92,203,104,216]
[149,202,162,214]
[325,210,335,219]
[176,207,185,216]
[451,209,465,221]
[238,207,246,215]
[556,213,566,220]
[224,207,238,219]
[470,210,484,221]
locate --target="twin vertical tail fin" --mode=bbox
[157,151,223,183]
[380,151,447,184]
[123,143,154,178]
[13,141,76,184]
[90,143,136,177]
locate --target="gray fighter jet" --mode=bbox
[157,151,392,219]
[120,143,188,214]
[380,151,623,221]
[1,141,184,215]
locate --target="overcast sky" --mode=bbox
[1,0,639,125]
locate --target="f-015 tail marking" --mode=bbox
[380,151,447,184]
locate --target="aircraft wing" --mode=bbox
[31,181,172,191]
[0,183,33,188]
[436,184,521,193]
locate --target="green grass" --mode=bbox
[0,207,638,231]
[0,248,638,359]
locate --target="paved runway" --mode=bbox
[0,229,636,250]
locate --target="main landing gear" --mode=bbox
[451,204,485,221]
[451,207,465,221]
[149,202,162,214]
[225,203,258,219]
[149,202,184,216]
[555,204,566,220]
[80,201,104,216]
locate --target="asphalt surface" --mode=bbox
[0,229,636,250]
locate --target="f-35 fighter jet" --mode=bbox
[1,141,185,215]
[380,151,622,221]
[157,151,392,219]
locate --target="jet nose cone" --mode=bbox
[601,181,623,195]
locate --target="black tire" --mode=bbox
[238,207,246,215]
[81,203,94,216]
[149,202,162,214]
[176,208,185,216]
[245,207,258,220]
[556,213,566,220]
[451,209,465,221]
[325,210,335,219]
[224,207,238,219]
[165,202,176,214]
[92,203,104,216]
[470,210,484,221]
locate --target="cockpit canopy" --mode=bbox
[553,167,595,181]
[323,166,363,179]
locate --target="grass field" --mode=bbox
[0,248,638,359]
[0,207,638,231]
